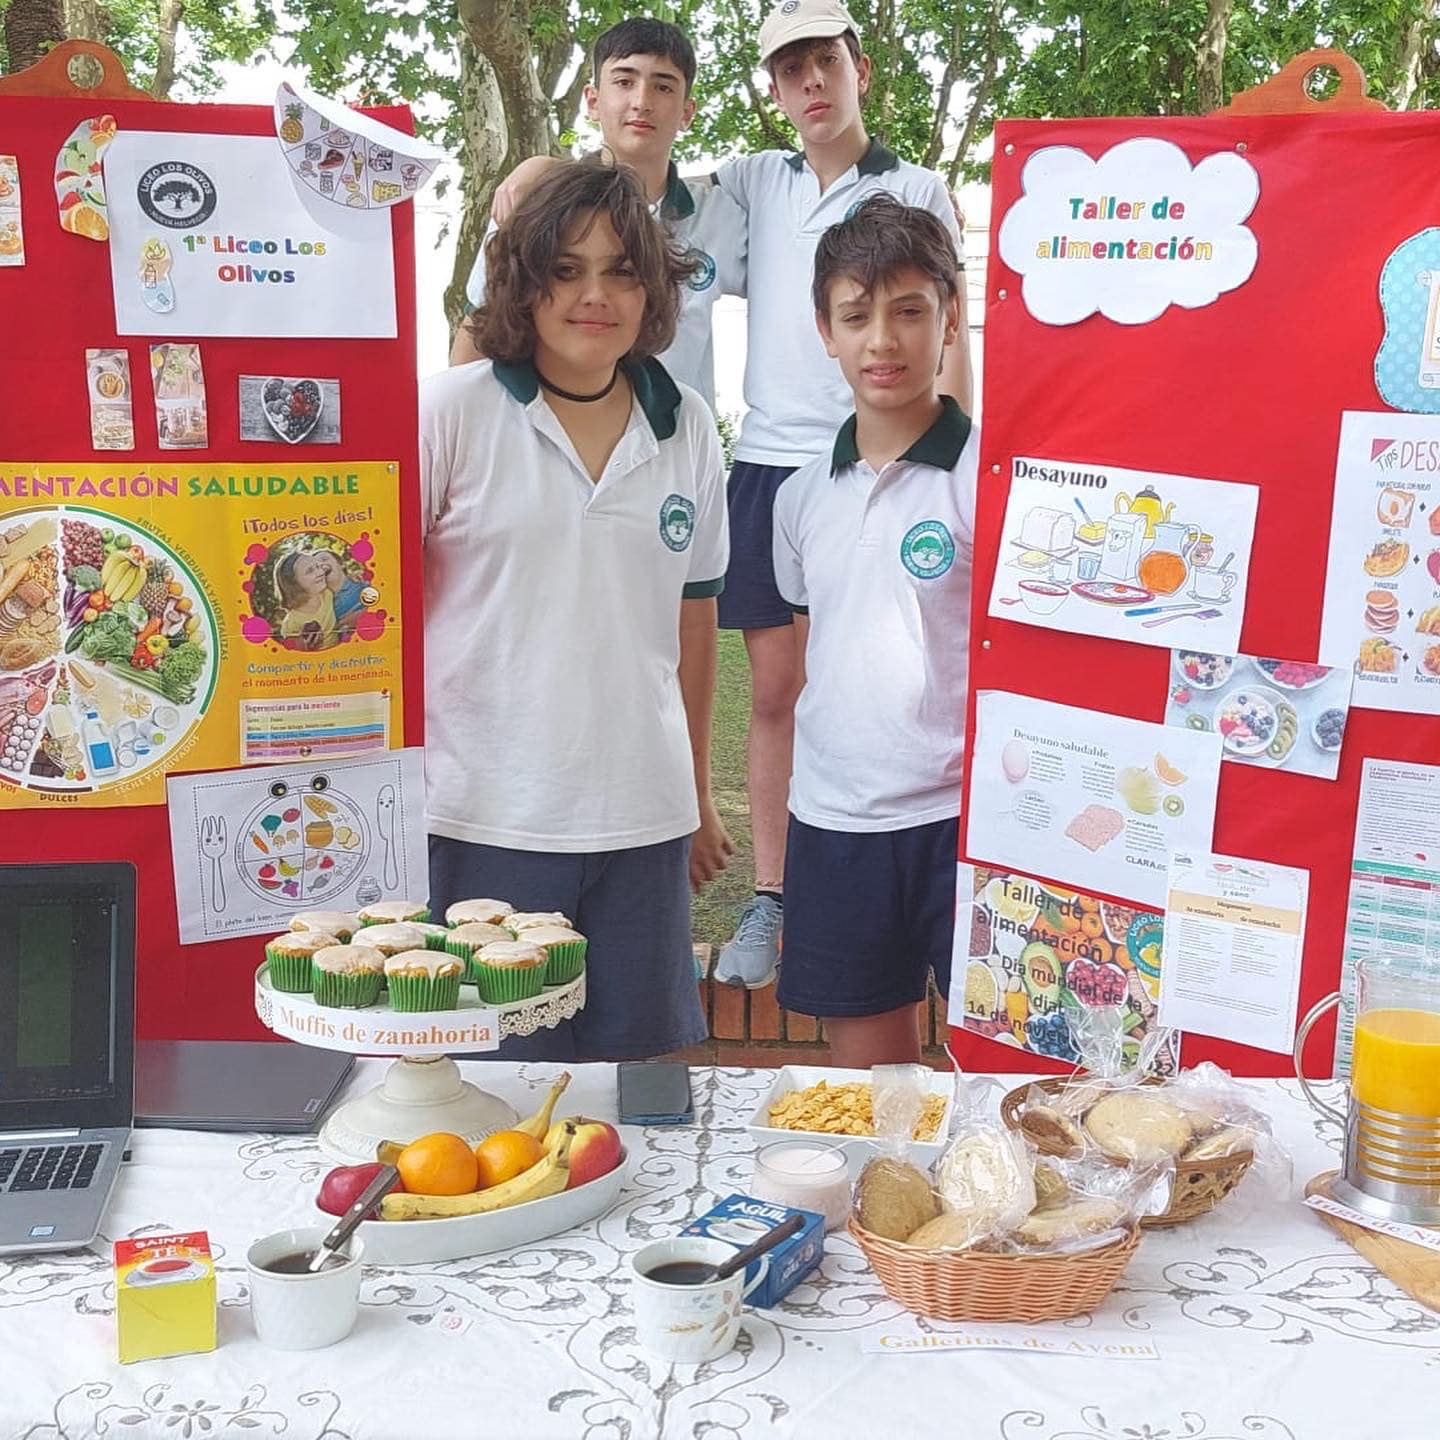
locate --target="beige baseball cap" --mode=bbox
[758,0,861,66]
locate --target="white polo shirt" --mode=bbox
[715,142,964,466]
[773,398,977,832]
[464,166,745,412]
[420,356,729,852]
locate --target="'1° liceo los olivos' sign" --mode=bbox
[105,132,397,339]
[997,136,1260,326]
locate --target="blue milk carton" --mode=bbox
[680,1193,825,1308]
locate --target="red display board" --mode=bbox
[953,108,1440,1077]
[0,91,423,1041]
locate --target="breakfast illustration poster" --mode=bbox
[987,456,1259,653]
[1319,410,1440,713]
[967,690,1223,908]
[166,747,424,943]
[1164,649,1354,781]
[0,461,402,809]
[952,864,1172,1072]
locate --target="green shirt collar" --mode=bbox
[784,138,899,177]
[492,355,682,441]
[659,163,694,220]
[830,396,973,474]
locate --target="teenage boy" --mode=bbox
[451,18,745,413]
[771,193,975,1066]
[710,0,972,991]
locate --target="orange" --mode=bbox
[1154,753,1187,786]
[396,1132,479,1196]
[474,1129,543,1190]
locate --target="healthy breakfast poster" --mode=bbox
[0,461,402,808]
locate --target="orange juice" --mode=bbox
[1352,1008,1440,1116]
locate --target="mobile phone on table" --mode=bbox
[617,1061,694,1125]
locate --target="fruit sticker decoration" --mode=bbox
[138,237,175,315]
[0,155,24,266]
[273,80,445,211]
[54,115,117,241]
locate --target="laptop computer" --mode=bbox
[0,862,135,1256]
[134,1041,353,1132]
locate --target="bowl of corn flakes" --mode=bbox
[745,1066,955,1177]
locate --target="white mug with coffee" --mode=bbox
[630,1236,770,1363]
[1188,566,1237,602]
[247,1226,364,1350]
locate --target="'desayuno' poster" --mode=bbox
[0,461,402,808]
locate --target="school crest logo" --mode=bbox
[660,494,696,552]
[687,251,717,291]
[137,162,217,228]
[781,0,800,11]
[900,520,955,578]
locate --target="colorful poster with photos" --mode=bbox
[950,865,1175,1074]
[0,460,402,808]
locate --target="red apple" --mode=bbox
[547,1116,622,1189]
[316,1161,401,1216]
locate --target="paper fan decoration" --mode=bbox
[274,80,445,211]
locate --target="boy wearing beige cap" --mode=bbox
[711,0,972,992]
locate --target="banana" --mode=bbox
[381,1123,576,1220]
[375,1139,404,1166]
[122,565,146,601]
[100,551,124,587]
[513,1070,571,1141]
[104,557,142,601]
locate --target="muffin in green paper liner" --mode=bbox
[505,910,571,936]
[445,922,516,981]
[356,899,430,926]
[444,898,515,928]
[311,944,384,1008]
[519,925,588,986]
[410,922,453,952]
[264,931,337,993]
[383,950,463,1012]
[290,910,360,944]
[349,922,426,957]
[471,940,547,1004]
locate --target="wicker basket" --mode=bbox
[850,1219,1141,1322]
[999,1076,1254,1230]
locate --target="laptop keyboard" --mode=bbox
[0,1143,104,1193]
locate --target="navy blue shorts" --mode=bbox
[717,460,798,631]
[428,833,705,1061]
[777,815,959,1019]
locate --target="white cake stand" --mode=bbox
[254,964,586,1163]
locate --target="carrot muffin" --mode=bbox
[444,898,515,927]
[350,922,426,957]
[384,949,463,1012]
[471,939,547,1004]
[505,911,571,935]
[409,921,453,953]
[311,944,384,1008]
[519,924,588,985]
[264,930,337,993]
[290,910,360,943]
[444,921,516,983]
[356,899,430,926]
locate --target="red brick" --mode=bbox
[710,978,747,1040]
[782,1009,818,1042]
[749,987,782,1040]
[712,1043,802,1068]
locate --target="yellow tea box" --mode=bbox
[114,1231,217,1363]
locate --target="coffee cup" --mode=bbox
[630,1236,770,1363]
[246,1226,364,1350]
[1188,566,1237,602]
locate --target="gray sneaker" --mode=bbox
[714,893,783,989]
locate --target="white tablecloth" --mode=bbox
[3,1063,1435,1440]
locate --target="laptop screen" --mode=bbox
[0,864,135,1133]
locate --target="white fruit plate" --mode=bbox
[744,1066,954,1179]
[325,1149,629,1265]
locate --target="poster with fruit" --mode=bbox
[952,867,1175,1073]
[0,462,403,808]
[1320,411,1440,713]
[1165,650,1354,780]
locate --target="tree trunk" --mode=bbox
[1392,0,1438,110]
[444,32,510,336]
[1195,0,1234,114]
[3,0,65,73]
[61,0,107,42]
[151,0,185,100]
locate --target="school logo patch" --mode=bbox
[137,162,217,228]
[660,493,696,552]
[901,520,955,579]
[687,251,717,291]
[781,0,800,11]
